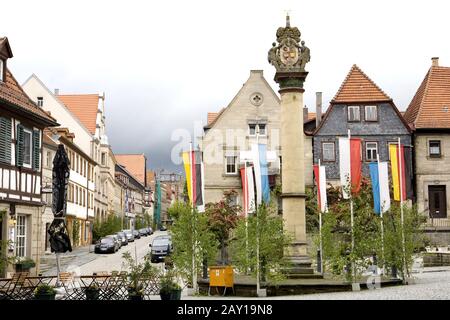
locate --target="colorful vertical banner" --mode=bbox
[389,144,413,201]
[313,164,328,213]
[240,165,256,216]
[370,162,391,215]
[182,150,204,210]
[251,143,270,205]
[339,137,362,199]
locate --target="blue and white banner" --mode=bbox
[251,143,270,205]
[369,161,391,215]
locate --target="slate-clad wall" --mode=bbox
[313,103,412,180]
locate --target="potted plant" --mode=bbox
[84,283,100,300]
[122,252,157,301]
[34,284,56,300]
[159,271,182,300]
[15,257,35,272]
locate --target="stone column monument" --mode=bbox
[268,15,313,276]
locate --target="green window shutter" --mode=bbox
[0,117,12,164]
[16,124,24,167]
[32,129,41,171]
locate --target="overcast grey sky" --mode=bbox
[3,0,450,172]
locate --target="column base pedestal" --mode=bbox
[283,255,316,278]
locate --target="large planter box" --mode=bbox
[160,289,181,300]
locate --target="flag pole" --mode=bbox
[244,160,249,274]
[398,137,407,280]
[318,159,324,275]
[189,141,198,294]
[256,128,261,295]
[348,129,356,282]
[377,153,385,275]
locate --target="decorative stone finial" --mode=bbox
[268,16,310,74]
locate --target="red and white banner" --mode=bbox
[313,164,328,213]
[240,165,255,217]
[339,137,362,199]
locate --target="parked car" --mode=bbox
[106,234,121,250]
[116,231,128,246]
[157,234,173,253]
[133,230,141,239]
[139,228,148,237]
[160,225,167,231]
[149,236,172,263]
[123,229,134,242]
[94,237,118,254]
[147,227,153,235]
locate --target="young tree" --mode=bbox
[314,179,425,281]
[205,190,240,265]
[170,202,218,288]
[230,201,292,284]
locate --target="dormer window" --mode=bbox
[37,97,43,107]
[0,60,3,82]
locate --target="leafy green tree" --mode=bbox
[230,201,292,284]
[170,202,218,287]
[314,178,425,281]
[205,190,240,265]
[92,214,122,242]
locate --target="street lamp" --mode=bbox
[38,183,53,276]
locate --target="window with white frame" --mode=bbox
[365,105,377,121]
[348,106,360,122]
[322,142,335,162]
[37,97,43,107]
[248,123,266,136]
[23,129,32,168]
[225,156,237,174]
[429,140,441,158]
[365,142,378,162]
[258,124,266,136]
[15,215,27,257]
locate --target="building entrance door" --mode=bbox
[429,185,447,218]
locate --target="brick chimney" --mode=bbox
[432,57,439,67]
[316,92,322,128]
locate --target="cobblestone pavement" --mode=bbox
[183,269,450,300]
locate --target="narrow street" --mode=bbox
[42,231,168,276]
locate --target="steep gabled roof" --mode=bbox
[57,94,99,134]
[331,64,392,103]
[404,63,450,129]
[0,68,57,126]
[115,154,146,185]
[315,64,410,134]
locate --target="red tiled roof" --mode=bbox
[0,69,57,125]
[404,64,450,129]
[207,112,219,125]
[115,154,146,185]
[332,65,392,103]
[57,94,99,134]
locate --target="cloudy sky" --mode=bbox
[3,0,450,172]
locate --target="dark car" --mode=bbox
[116,231,128,246]
[133,229,141,239]
[147,227,153,235]
[94,237,118,254]
[138,228,148,237]
[106,235,121,250]
[123,229,134,242]
[157,234,173,252]
[160,225,167,231]
[149,236,171,263]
